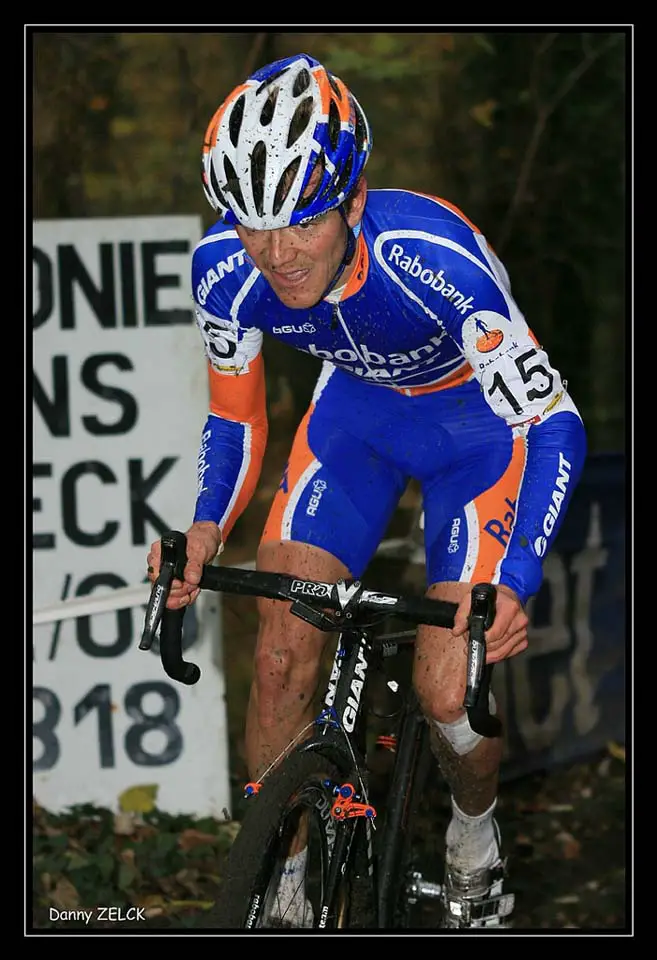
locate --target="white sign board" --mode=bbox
[32,216,232,818]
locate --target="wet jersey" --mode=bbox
[190,189,586,603]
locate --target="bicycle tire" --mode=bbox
[205,749,367,929]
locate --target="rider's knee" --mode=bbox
[415,675,465,723]
[253,640,292,688]
[253,600,323,690]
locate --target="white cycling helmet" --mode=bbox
[201,53,372,230]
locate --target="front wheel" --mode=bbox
[206,750,363,929]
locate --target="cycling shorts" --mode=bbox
[261,365,526,587]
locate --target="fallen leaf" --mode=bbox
[178,828,220,852]
[515,833,533,844]
[118,784,158,814]
[607,741,626,762]
[49,876,80,910]
[134,894,167,909]
[469,99,498,128]
[556,830,581,859]
[167,899,215,912]
[175,867,203,896]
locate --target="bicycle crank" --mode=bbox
[406,872,443,903]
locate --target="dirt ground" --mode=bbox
[214,396,629,935]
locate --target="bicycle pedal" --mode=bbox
[444,891,514,925]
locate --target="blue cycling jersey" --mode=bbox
[190,188,586,603]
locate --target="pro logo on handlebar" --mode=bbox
[290,580,331,598]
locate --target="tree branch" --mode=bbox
[496,33,624,254]
[243,32,268,78]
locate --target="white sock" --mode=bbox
[445,797,499,874]
[282,847,308,879]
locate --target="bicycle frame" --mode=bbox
[140,530,501,929]
[303,621,401,926]
[266,617,432,928]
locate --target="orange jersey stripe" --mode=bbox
[393,360,474,397]
[221,427,267,540]
[415,192,482,234]
[469,435,527,583]
[262,405,316,542]
[341,231,369,299]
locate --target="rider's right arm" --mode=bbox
[190,232,268,543]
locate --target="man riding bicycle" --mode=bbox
[147,53,587,929]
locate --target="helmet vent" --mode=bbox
[203,159,228,212]
[328,73,342,99]
[288,97,313,148]
[273,156,302,216]
[250,141,266,216]
[334,153,353,196]
[229,94,246,148]
[328,100,341,151]
[354,104,368,153]
[295,155,325,212]
[223,156,247,214]
[259,89,278,127]
[255,66,290,97]
[292,68,311,97]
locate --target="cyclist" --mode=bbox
[147,53,587,928]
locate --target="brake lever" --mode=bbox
[464,583,502,738]
[139,530,188,651]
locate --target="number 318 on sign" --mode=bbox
[33,681,183,770]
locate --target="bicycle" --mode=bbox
[140,530,510,930]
